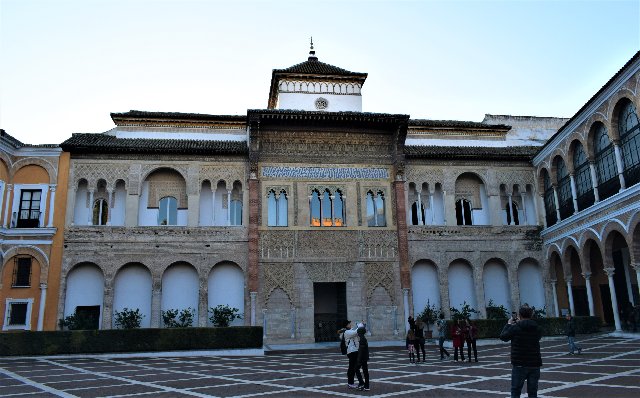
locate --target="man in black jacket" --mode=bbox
[500,305,542,398]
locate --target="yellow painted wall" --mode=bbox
[0,256,42,330]
[13,164,49,184]
[43,152,69,330]
[0,160,8,181]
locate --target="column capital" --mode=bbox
[604,267,616,277]
[402,287,410,296]
[582,272,592,280]
[250,291,258,298]
[550,279,557,284]
[39,283,47,290]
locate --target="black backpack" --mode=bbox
[340,333,347,355]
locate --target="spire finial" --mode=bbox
[308,36,318,61]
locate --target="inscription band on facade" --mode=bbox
[262,166,389,180]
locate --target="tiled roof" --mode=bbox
[274,59,368,78]
[60,134,248,155]
[111,110,246,122]
[405,145,539,160]
[0,129,25,148]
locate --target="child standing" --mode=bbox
[406,329,417,364]
[355,326,370,391]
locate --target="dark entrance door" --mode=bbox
[314,282,347,342]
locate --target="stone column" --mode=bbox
[402,288,410,333]
[198,282,208,327]
[290,307,296,339]
[566,279,575,315]
[589,162,600,202]
[551,279,559,317]
[330,195,336,226]
[3,184,12,228]
[416,190,424,225]
[583,272,595,316]
[569,174,579,214]
[262,309,268,338]
[613,142,626,190]
[250,291,257,326]
[429,192,435,225]
[102,286,113,329]
[0,182,5,228]
[520,192,528,225]
[87,190,94,225]
[106,189,113,225]
[227,190,232,226]
[605,268,622,331]
[37,283,47,331]
[552,187,561,222]
[151,283,162,328]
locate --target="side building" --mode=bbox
[0,130,68,331]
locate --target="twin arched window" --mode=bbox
[366,190,385,227]
[310,189,345,227]
[455,199,472,225]
[267,190,288,226]
[594,123,620,200]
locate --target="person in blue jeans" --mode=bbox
[500,305,542,398]
[565,313,582,354]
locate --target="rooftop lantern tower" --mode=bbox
[267,38,368,112]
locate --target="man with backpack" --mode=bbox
[339,320,363,389]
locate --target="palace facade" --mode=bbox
[1,47,638,343]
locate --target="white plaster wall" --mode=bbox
[411,262,441,314]
[199,183,213,226]
[472,184,490,225]
[64,264,104,322]
[213,185,228,226]
[518,262,545,308]
[208,263,245,326]
[73,185,89,225]
[111,183,126,226]
[432,187,445,225]
[161,264,199,324]
[113,265,152,328]
[483,262,511,309]
[278,92,362,112]
[448,262,477,314]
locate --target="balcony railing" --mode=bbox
[15,211,41,228]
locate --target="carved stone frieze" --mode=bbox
[496,170,535,190]
[71,163,130,190]
[303,262,354,282]
[199,165,246,187]
[296,230,358,259]
[405,168,445,186]
[360,230,398,259]
[263,263,295,304]
[260,230,296,259]
[365,262,396,305]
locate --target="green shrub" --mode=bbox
[485,299,509,320]
[162,308,195,328]
[450,301,479,321]
[209,305,243,327]
[0,327,263,356]
[114,308,144,329]
[59,311,98,330]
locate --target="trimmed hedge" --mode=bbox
[443,316,600,339]
[0,326,263,356]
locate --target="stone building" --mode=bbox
[5,46,639,339]
[0,129,69,331]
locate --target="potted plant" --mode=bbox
[417,300,441,338]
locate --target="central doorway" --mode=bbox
[314,282,347,342]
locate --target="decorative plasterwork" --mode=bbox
[303,262,354,282]
[263,263,295,304]
[199,165,245,187]
[365,262,396,305]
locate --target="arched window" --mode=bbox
[555,158,573,220]
[543,170,557,227]
[158,196,177,226]
[92,198,108,225]
[268,189,288,227]
[310,190,321,226]
[619,101,640,186]
[506,201,519,225]
[573,142,594,210]
[455,199,472,225]
[366,190,385,227]
[594,123,620,200]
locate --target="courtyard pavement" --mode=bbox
[1,334,639,397]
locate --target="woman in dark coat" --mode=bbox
[452,320,466,362]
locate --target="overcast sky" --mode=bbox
[1,0,639,144]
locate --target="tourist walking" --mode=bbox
[406,328,417,364]
[339,320,364,389]
[355,325,370,391]
[565,313,582,355]
[465,318,478,362]
[414,318,426,362]
[436,313,450,360]
[500,305,543,398]
[452,320,465,362]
